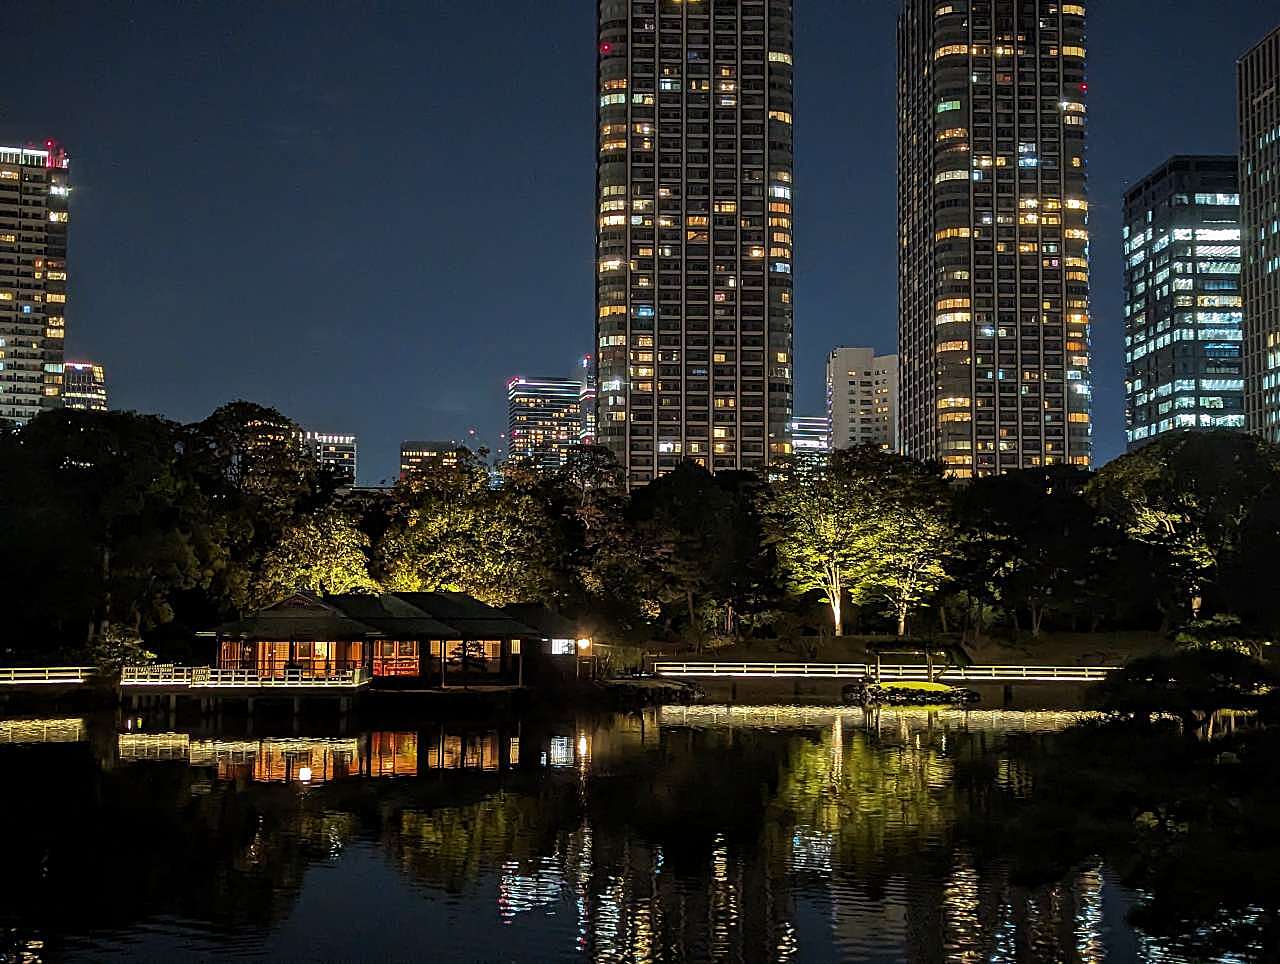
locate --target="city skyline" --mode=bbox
[1,4,1276,482]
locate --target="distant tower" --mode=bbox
[507,376,583,474]
[0,140,70,426]
[826,347,898,452]
[63,360,107,412]
[579,353,598,445]
[898,1,1092,476]
[595,0,795,484]
[1240,26,1280,440]
[1123,157,1243,449]
[300,432,358,485]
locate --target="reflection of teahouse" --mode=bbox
[203,592,549,690]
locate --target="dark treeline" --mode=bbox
[4,401,1280,664]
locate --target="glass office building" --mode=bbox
[1123,156,1243,449]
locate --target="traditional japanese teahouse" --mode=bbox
[204,591,550,689]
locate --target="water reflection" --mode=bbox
[0,707,1154,961]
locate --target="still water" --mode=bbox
[0,706,1165,962]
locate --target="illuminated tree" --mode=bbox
[854,454,955,636]
[764,452,879,634]
[251,510,378,605]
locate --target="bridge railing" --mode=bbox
[121,665,371,689]
[121,665,193,686]
[0,666,95,686]
[652,662,1115,683]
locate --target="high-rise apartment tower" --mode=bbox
[0,141,70,426]
[595,0,795,485]
[826,347,898,451]
[1240,26,1280,441]
[898,0,1092,477]
[1123,157,1243,450]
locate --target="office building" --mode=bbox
[1241,26,1280,440]
[301,432,358,485]
[1123,157,1244,449]
[507,376,583,473]
[400,440,465,480]
[63,360,107,412]
[579,353,598,444]
[826,347,898,451]
[787,415,831,468]
[595,0,795,485]
[897,0,1092,477]
[0,140,70,426]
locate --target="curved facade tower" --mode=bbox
[596,0,795,486]
[898,0,1092,477]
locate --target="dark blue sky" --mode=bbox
[3,2,1276,483]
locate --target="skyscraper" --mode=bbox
[579,353,599,445]
[1123,157,1244,450]
[0,141,70,427]
[1240,26,1280,441]
[897,1,1092,477]
[595,0,795,486]
[301,431,358,485]
[826,347,899,452]
[506,376,583,474]
[63,360,107,412]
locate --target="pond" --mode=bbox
[0,706,1171,961]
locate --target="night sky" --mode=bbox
[2,2,1276,483]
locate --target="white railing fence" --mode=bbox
[652,662,1114,683]
[0,666,94,685]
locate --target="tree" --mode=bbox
[1088,431,1280,621]
[251,511,379,605]
[182,401,333,613]
[630,462,736,638]
[0,410,226,656]
[852,453,955,636]
[378,448,561,606]
[764,451,880,635]
[953,466,1104,637]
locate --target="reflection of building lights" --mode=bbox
[298,766,313,783]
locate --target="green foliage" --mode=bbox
[378,449,565,606]
[86,624,158,672]
[766,447,954,635]
[1093,649,1276,724]
[1088,431,1280,620]
[954,466,1114,636]
[251,510,379,606]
